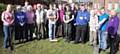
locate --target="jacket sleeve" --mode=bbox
[114,17,119,35]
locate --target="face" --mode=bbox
[16,5,22,11]
[41,5,44,9]
[110,10,116,17]
[27,5,32,11]
[71,3,74,8]
[58,4,62,10]
[66,6,69,11]
[101,9,105,14]
[49,4,53,10]
[6,4,12,12]
[25,1,29,6]
[80,5,85,11]
[53,4,56,10]
[37,4,41,10]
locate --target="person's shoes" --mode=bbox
[50,39,58,42]
[99,49,102,53]
[88,43,93,46]
[65,39,70,43]
[73,42,79,44]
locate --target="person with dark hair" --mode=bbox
[63,4,74,42]
[97,7,109,51]
[47,4,58,42]
[14,5,27,43]
[57,4,65,37]
[74,4,90,44]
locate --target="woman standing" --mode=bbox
[47,4,58,41]
[35,4,46,39]
[26,5,35,41]
[63,4,74,42]
[1,4,14,50]
[107,10,119,54]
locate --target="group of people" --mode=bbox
[1,1,120,54]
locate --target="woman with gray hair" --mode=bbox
[107,10,119,54]
[26,5,35,41]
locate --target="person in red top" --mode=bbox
[1,4,14,51]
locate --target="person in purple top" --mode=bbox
[26,5,35,41]
[107,10,119,54]
[57,4,65,37]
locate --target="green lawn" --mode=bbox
[0,37,120,54]
[0,26,120,54]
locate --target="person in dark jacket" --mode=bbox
[107,10,119,54]
[14,5,27,43]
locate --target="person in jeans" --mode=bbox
[63,4,74,42]
[47,4,58,42]
[74,4,90,44]
[1,4,14,50]
[89,8,99,46]
[35,4,46,39]
[107,10,119,54]
[14,5,27,43]
[57,4,65,37]
[26,5,35,41]
[97,7,109,51]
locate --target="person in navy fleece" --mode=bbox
[107,10,119,54]
[14,5,27,43]
[74,3,90,44]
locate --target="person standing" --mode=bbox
[47,4,58,42]
[97,7,109,51]
[57,4,65,37]
[1,4,14,50]
[23,1,29,12]
[14,5,27,43]
[35,4,46,39]
[107,10,119,54]
[63,4,74,42]
[74,4,90,44]
[89,8,99,46]
[26,5,35,41]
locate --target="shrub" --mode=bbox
[0,3,6,25]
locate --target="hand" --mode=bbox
[65,20,69,23]
[74,23,77,26]
[96,24,100,30]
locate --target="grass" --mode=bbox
[0,37,120,54]
[0,27,120,54]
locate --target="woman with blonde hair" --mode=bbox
[1,4,14,50]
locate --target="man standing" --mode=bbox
[74,4,90,44]
[97,7,109,51]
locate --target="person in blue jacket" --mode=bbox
[14,5,27,43]
[97,7,109,52]
[74,3,90,44]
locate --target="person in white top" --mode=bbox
[35,4,46,39]
[89,8,99,46]
[47,4,58,41]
